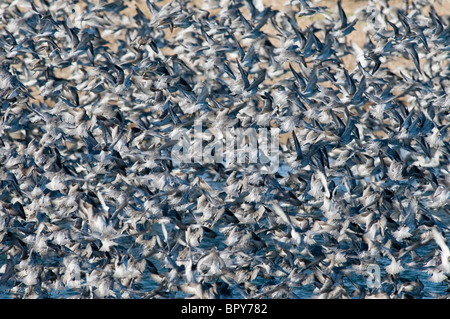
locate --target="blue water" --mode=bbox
[0,165,448,299]
[1,230,448,299]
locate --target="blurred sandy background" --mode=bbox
[11,0,449,143]
[18,0,449,87]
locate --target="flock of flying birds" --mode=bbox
[0,0,449,299]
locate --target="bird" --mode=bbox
[0,0,448,300]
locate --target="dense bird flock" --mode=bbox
[0,0,449,299]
